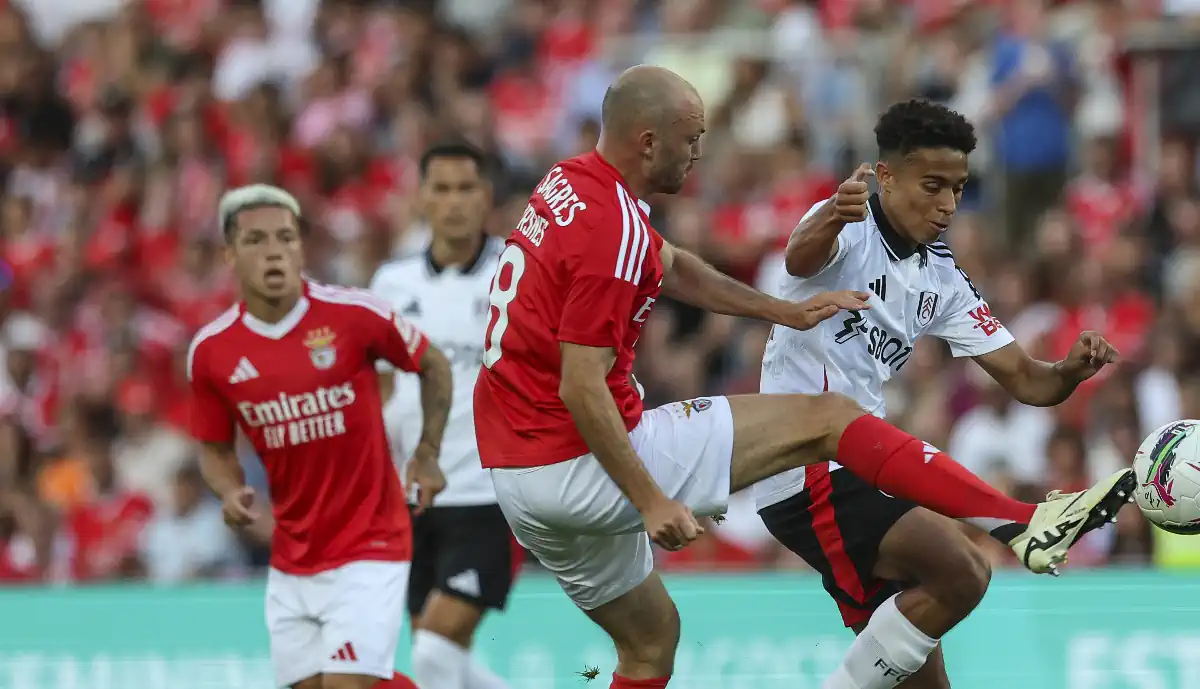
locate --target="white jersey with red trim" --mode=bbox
[754,195,1015,509]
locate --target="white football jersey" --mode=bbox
[754,195,1015,509]
[370,238,503,506]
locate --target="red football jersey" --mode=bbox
[187,280,428,574]
[474,151,665,468]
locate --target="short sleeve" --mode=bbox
[187,345,235,444]
[362,300,429,374]
[927,266,1015,358]
[557,209,656,348]
[801,199,867,278]
[367,269,406,374]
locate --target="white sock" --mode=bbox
[466,654,510,689]
[412,629,468,689]
[822,594,939,689]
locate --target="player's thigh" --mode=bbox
[759,469,910,628]
[491,397,736,538]
[874,507,992,610]
[406,508,440,620]
[265,569,324,689]
[726,392,868,493]
[318,560,410,681]
[585,571,681,670]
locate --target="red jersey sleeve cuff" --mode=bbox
[556,330,620,348]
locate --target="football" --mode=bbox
[1133,420,1200,535]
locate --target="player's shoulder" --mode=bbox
[307,280,394,321]
[186,304,242,381]
[533,152,631,224]
[369,250,427,290]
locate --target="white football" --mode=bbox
[1133,420,1200,535]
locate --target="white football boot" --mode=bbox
[1008,468,1137,575]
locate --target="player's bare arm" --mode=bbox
[784,164,874,278]
[408,344,452,512]
[660,240,871,331]
[973,331,1120,407]
[559,341,703,550]
[198,440,258,528]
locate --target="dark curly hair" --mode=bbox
[874,99,977,159]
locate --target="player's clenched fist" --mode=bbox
[221,486,259,529]
[832,163,874,223]
[642,498,704,551]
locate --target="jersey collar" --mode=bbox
[590,150,652,216]
[240,291,311,340]
[426,237,488,276]
[870,193,927,264]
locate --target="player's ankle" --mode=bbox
[610,675,671,688]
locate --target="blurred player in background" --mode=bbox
[758,99,1134,689]
[472,65,1124,689]
[372,142,514,689]
[187,184,447,689]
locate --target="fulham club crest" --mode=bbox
[304,327,338,370]
[915,291,939,328]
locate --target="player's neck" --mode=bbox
[878,194,919,249]
[595,139,653,199]
[244,291,302,324]
[429,232,483,270]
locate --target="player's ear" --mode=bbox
[875,160,893,193]
[638,129,654,159]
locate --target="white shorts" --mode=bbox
[491,396,734,610]
[265,560,409,687]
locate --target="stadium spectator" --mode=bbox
[0,0,1191,583]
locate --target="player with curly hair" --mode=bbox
[757,99,1134,689]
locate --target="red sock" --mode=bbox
[836,415,1036,524]
[610,675,670,688]
[375,672,418,689]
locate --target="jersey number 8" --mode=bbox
[483,244,526,368]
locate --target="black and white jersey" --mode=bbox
[755,194,1015,509]
[370,238,503,507]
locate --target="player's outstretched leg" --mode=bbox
[727,393,1134,574]
[821,509,984,689]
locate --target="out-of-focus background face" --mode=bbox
[0,0,1196,586]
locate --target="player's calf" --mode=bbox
[586,573,680,684]
[823,510,988,689]
[412,592,511,689]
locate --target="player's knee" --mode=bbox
[932,545,991,614]
[611,601,681,672]
[811,392,868,453]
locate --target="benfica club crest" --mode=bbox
[915,291,939,328]
[303,327,338,370]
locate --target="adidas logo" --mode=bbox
[229,357,260,384]
[868,274,887,301]
[922,441,939,464]
[446,568,481,598]
[329,642,358,662]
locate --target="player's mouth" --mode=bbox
[930,220,950,234]
[263,268,287,287]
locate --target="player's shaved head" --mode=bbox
[601,65,699,135]
[597,65,705,196]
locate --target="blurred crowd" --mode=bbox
[0,0,1198,586]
